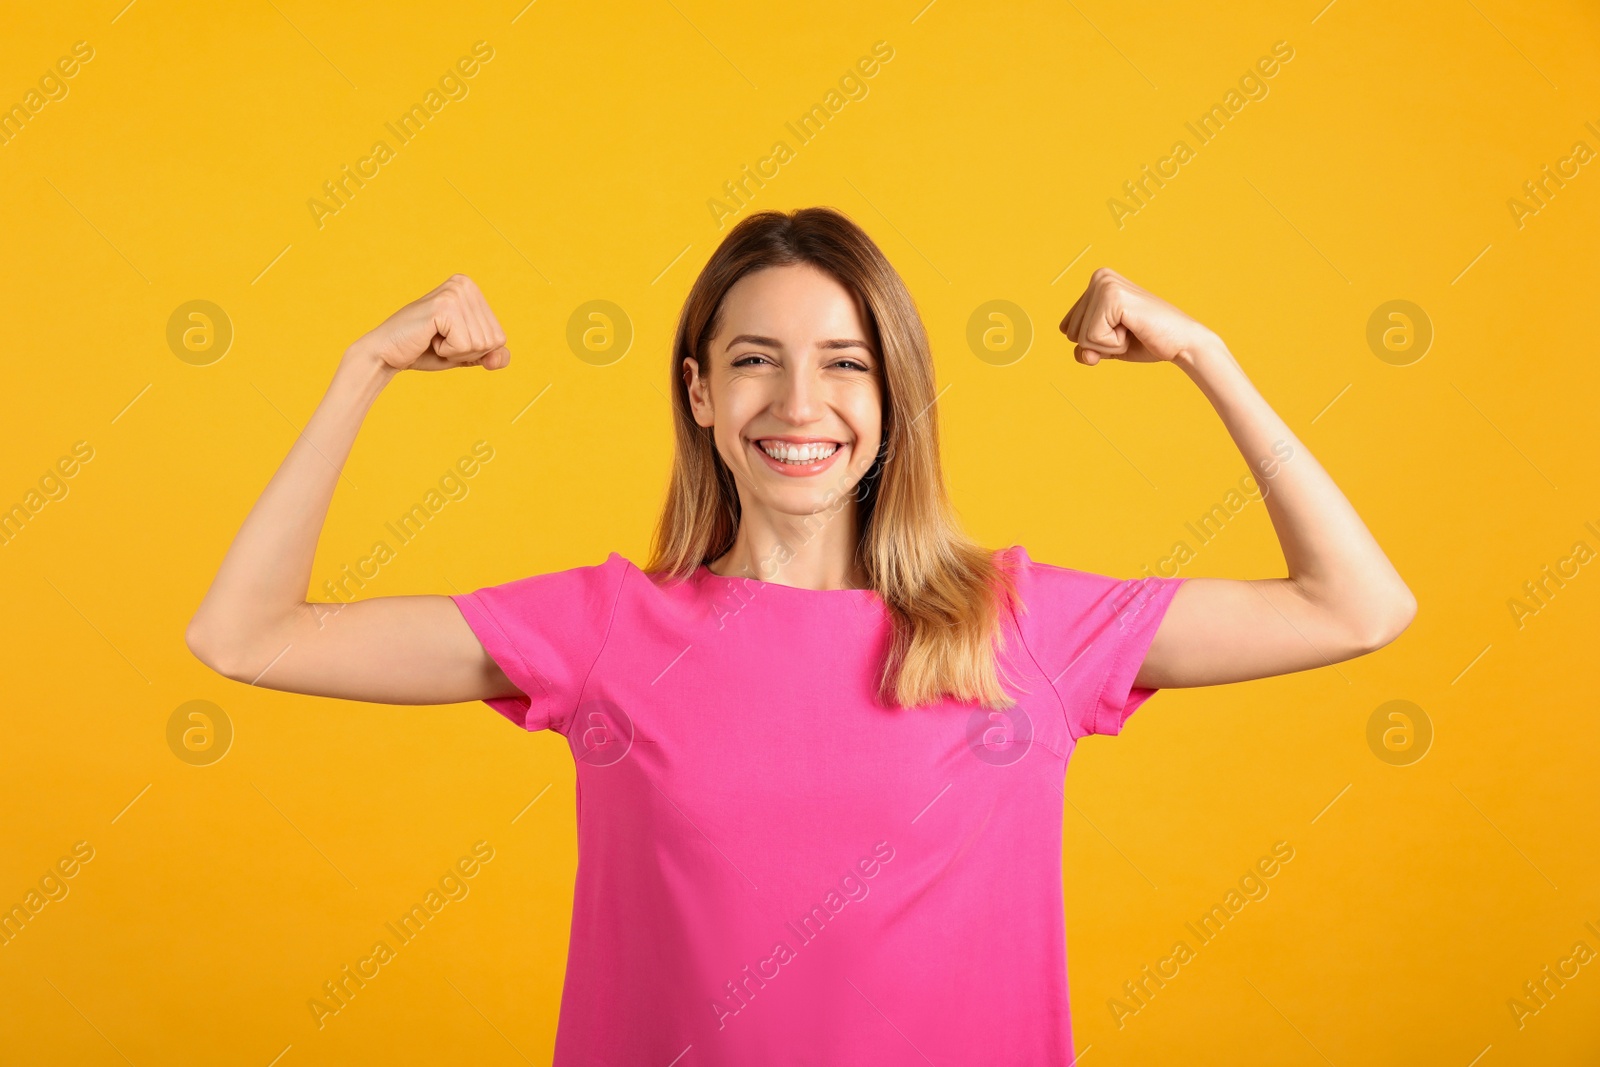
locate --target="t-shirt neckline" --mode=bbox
[694,562,879,597]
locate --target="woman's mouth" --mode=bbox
[751,438,844,476]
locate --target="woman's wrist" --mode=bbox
[336,343,401,402]
[1172,332,1238,381]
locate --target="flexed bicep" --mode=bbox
[1135,576,1402,689]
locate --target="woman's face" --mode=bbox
[684,263,884,522]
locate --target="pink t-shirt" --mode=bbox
[450,545,1186,1066]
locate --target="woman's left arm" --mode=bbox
[1060,267,1417,689]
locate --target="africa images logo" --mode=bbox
[967,706,1033,766]
[571,695,634,767]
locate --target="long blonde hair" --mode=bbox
[645,206,1021,710]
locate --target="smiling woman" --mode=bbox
[656,209,1022,709]
[186,207,1415,1066]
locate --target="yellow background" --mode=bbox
[3,0,1598,1063]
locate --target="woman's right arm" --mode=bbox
[184,274,521,707]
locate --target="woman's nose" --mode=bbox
[775,366,823,423]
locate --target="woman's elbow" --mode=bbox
[1357,586,1418,652]
[185,615,244,680]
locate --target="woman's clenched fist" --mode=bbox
[1059,267,1220,367]
[348,275,511,372]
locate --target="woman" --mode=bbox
[187,207,1414,1064]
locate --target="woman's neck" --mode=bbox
[707,505,868,590]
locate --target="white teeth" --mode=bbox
[759,440,839,464]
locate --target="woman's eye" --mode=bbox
[731,354,868,370]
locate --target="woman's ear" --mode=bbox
[683,357,714,428]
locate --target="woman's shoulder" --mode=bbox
[994,543,1145,581]
[994,542,1178,604]
[507,550,669,584]
[606,551,718,609]
[543,551,698,597]
[990,543,1076,583]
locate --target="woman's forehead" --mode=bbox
[716,266,873,348]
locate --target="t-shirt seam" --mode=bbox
[1090,579,1137,736]
[557,555,631,738]
[1089,629,1123,736]
[1003,547,1086,746]
[457,590,550,729]
[1007,595,1084,746]
[1093,575,1187,734]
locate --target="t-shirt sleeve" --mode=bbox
[1006,545,1187,738]
[449,552,630,732]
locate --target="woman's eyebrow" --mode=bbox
[725,333,783,350]
[725,333,874,352]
